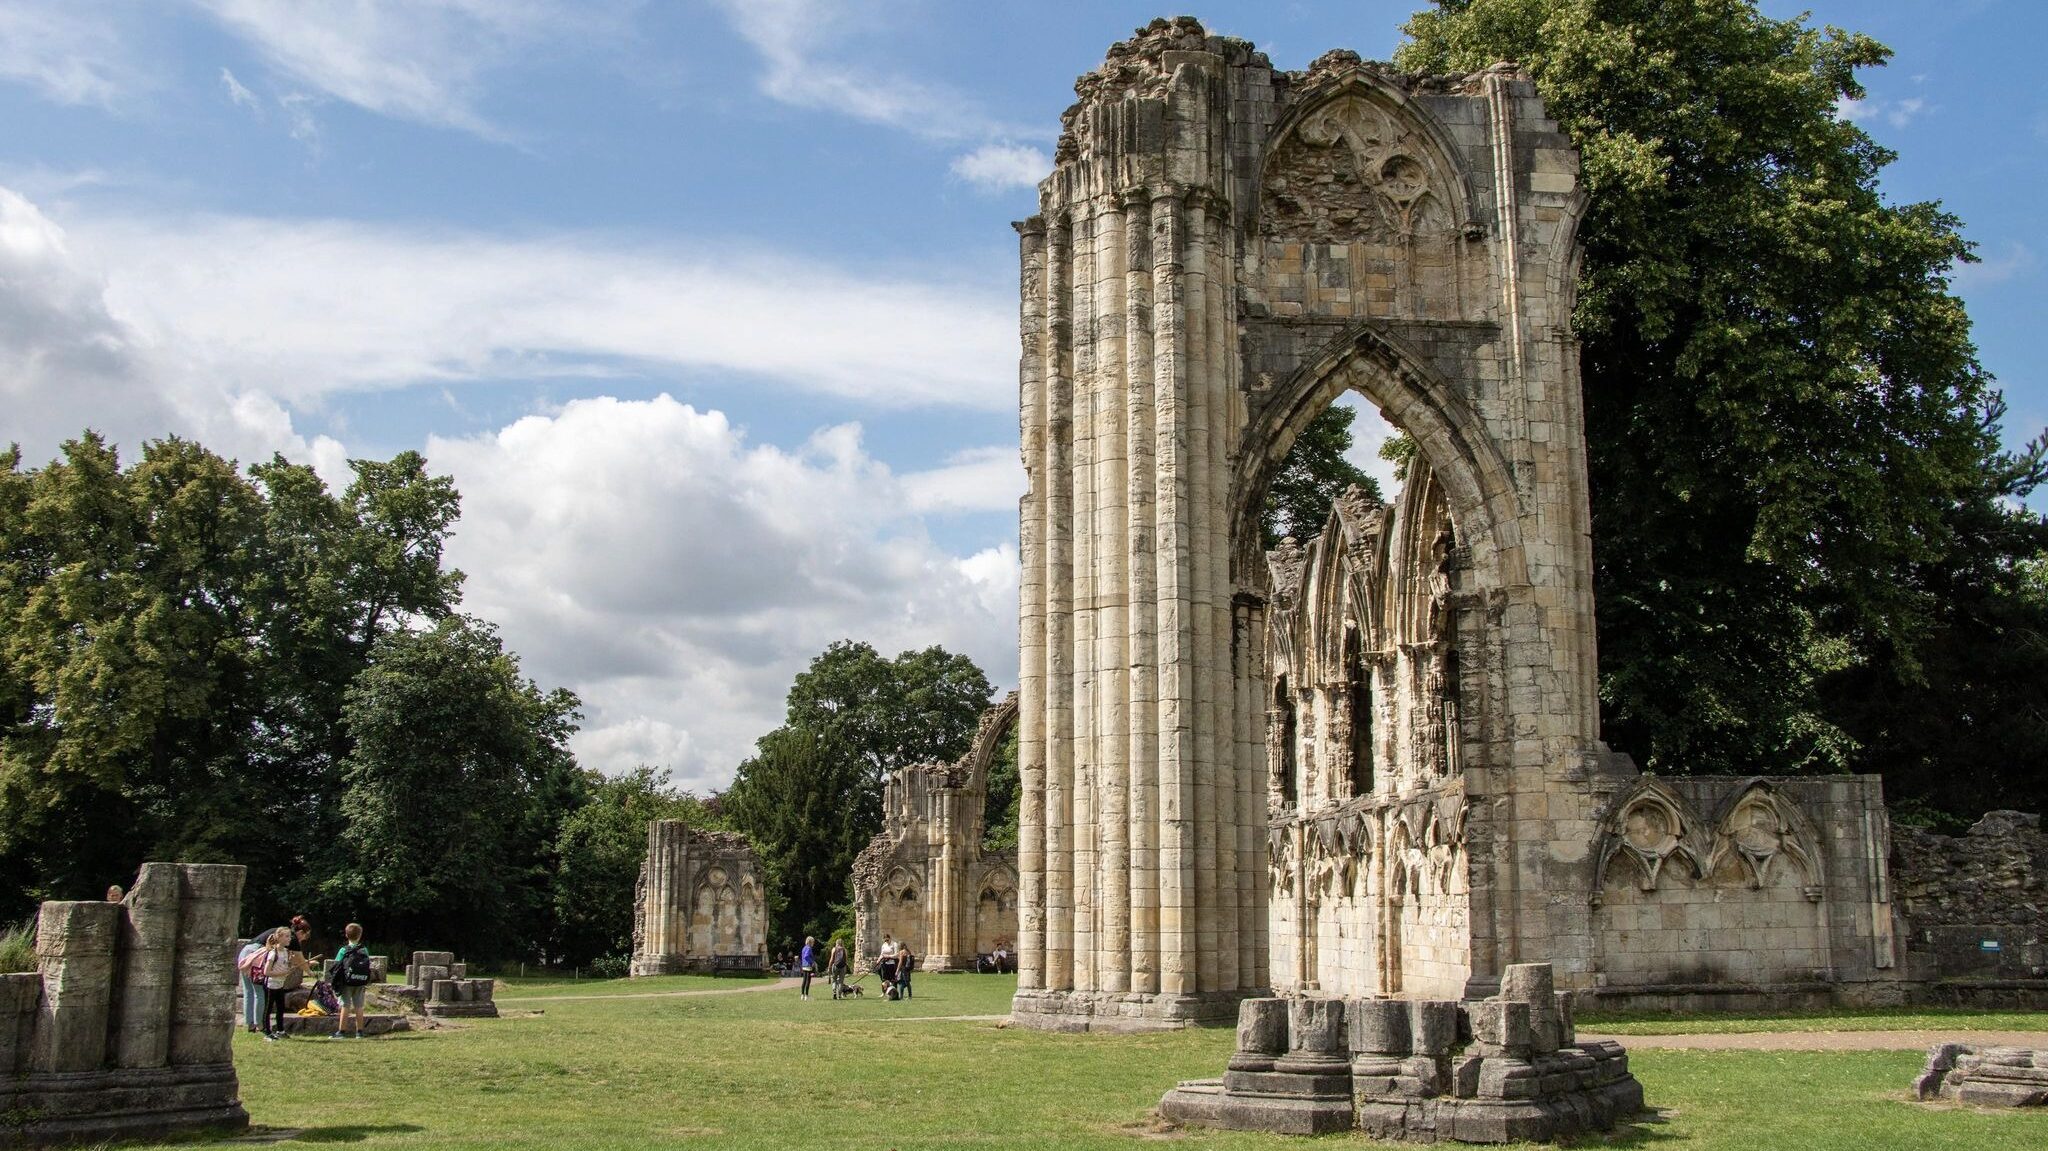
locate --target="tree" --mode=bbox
[982,723,1020,852]
[721,726,871,949]
[335,615,581,958]
[726,641,995,947]
[1399,0,2048,810]
[551,767,723,965]
[1262,406,1381,547]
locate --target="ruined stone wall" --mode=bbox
[1893,811,2048,981]
[630,823,767,975]
[1015,17,1600,1030]
[0,862,248,1146]
[853,694,1021,970]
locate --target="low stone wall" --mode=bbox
[1895,811,2048,982]
[1,863,249,1147]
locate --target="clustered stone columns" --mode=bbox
[1159,963,1644,1143]
[0,863,249,1147]
[1014,178,1267,1031]
[393,950,498,1019]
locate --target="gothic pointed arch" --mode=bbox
[1706,779,1824,891]
[1593,778,1708,898]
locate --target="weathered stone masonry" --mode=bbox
[631,824,768,976]
[0,863,248,1147]
[853,694,1020,970]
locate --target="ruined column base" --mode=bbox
[0,1063,248,1147]
[1915,1043,2048,1107]
[1010,987,1249,1033]
[1157,964,1647,1143]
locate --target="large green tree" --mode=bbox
[724,640,995,947]
[1399,0,2048,813]
[335,615,583,958]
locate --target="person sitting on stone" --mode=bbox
[105,884,124,902]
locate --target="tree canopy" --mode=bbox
[1262,406,1382,548]
[1398,0,2048,815]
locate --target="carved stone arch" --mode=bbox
[1707,779,1824,892]
[1230,324,1525,593]
[1254,70,1481,241]
[1308,509,1355,677]
[1388,460,1455,650]
[1331,487,1392,649]
[959,691,1020,781]
[1592,777,1707,899]
[1542,186,1593,325]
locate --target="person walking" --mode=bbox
[330,923,373,1039]
[798,936,818,1000]
[827,938,848,1000]
[895,942,915,1000]
[259,929,299,1040]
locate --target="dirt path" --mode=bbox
[1578,1029,2047,1052]
[499,977,801,1003]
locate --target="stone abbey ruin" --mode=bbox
[1,863,249,1146]
[854,694,1021,969]
[631,822,770,976]
[1003,13,2046,1067]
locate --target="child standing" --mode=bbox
[260,929,298,1040]
[330,923,373,1039]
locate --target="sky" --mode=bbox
[3,1,2043,792]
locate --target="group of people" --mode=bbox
[790,934,914,1001]
[233,915,377,1040]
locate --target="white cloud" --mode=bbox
[710,0,1035,143]
[1951,240,2037,291]
[68,211,1014,412]
[219,66,259,112]
[950,143,1050,193]
[901,445,1024,514]
[0,184,344,476]
[1838,93,1929,130]
[192,0,628,140]
[0,1,147,107]
[430,397,1018,787]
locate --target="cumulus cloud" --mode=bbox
[0,0,148,107]
[950,143,1050,193]
[192,0,630,139]
[0,185,345,475]
[901,445,1024,514]
[69,211,1014,412]
[429,397,1018,788]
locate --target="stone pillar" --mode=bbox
[1015,215,1049,992]
[110,862,181,1069]
[30,901,120,1073]
[169,863,245,1067]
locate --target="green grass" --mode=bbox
[0,919,34,973]
[1580,1006,2048,1035]
[493,972,781,998]
[119,975,2048,1150]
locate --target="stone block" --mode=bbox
[1410,999,1459,1055]
[31,900,121,1074]
[1348,997,1411,1056]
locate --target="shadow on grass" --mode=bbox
[1597,1108,1684,1146]
[289,1123,428,1143]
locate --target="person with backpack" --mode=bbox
[330,922,374,1039]
[236,935,269,1033]
[258,928,299,1040]
[827,938,849,1000]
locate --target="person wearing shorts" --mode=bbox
[330,923,372,1038]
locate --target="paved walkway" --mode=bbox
[1578,1029,2047,1052]
[499,977,801,1003]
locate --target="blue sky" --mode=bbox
[3,1,2042,789]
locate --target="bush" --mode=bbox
[0,920,35,973]
[587,954,629,980]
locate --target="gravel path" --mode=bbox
[1578,1029,2047,1052]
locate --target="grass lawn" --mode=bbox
[493,972,781,998]
[126,974,2048,1150]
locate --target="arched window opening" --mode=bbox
[1345,627,1374,797]
[1275,675,1299,807]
